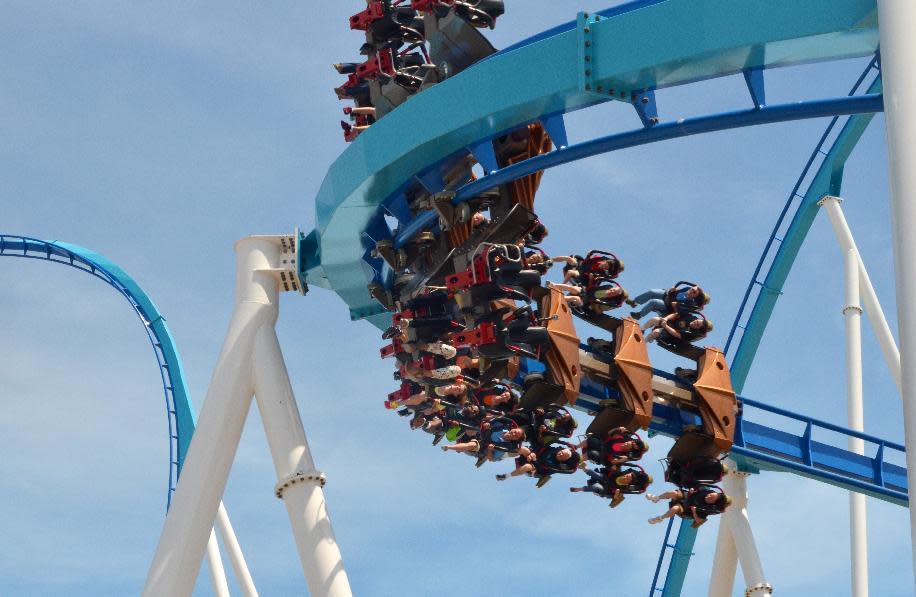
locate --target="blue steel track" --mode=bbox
[302,1,902,594]
[0,235,196,509]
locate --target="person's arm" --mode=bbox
[663,316,681,339]
[690,507,706,528]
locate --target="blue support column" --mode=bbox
[662,522,699,597]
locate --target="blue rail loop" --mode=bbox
[394,93,885,249]
[729,78,885,389]
[0,235,196,509]
[725,55,882,363]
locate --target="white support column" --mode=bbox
[215,501,259,597]
[707,515,739,597]
[205,529,231,597]
[844,249,870,596]
[252,313,351,596]
[876,2,916,591]
[819,196,901,393]
[721,465,772,596]
[144,235,351,596]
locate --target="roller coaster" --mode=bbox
[5,1,916,595]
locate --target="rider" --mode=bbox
[580,427,648,466]
[643,311,713,345]
[563,252,624,286]
[647,485,731,527]
[570,466,652,507]
[494,442,581,481]
[629,283,708,320]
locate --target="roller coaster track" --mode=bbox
[304,1,894,594]
[653,55,885,596]
[301,0,880,326]
[0,235,195,509]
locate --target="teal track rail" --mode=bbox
[303,0,879,328]
[0,235,196,509]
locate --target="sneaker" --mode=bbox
[475,455,487,468]
[629,311,641,319]
[431,432,445,445]
[536,476,551,488]
[625,299,638,307]
[495,474,507,481]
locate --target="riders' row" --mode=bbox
[337,1,505,142]
[379,204,729,520]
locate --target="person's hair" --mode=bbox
[628,470,652,490]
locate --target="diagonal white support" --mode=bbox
[143,235,351,596]
[819,195,902,393]
[215,502,259,597]
[720,462,772,596]
[205,529,230,597]
[707,513,738,597]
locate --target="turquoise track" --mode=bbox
[302,0,878,328]
[0,235,196,509]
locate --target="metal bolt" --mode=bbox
[597,85,603,91]
[585,56,591,62]
[585,40,591,47]
[585,69,591,76]
[585,84,592,90]
[642,96,649,104]
[583,27,590,33]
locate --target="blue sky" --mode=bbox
[0,1,912,595]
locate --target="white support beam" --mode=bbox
[819,196,901,393]
[144,236,351,596]
[215,501,259,597]
[877,2,916,590]
[205,529,231,597]
[720,464,772,596]
[252,315,351,596]
[708,514,739,597]
[844,249,870,596]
